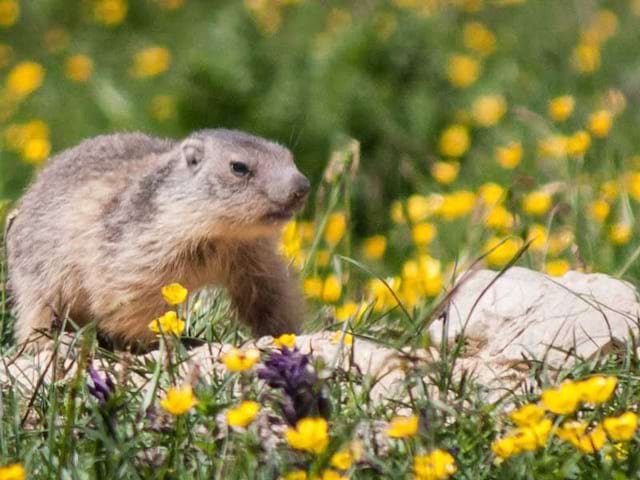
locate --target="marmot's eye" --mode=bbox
[230,161,250,177]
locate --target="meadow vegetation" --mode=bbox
[1,0,640,478]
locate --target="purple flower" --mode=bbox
[87,365,115,406]
[258,348,330,425]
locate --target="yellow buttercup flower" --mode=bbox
[335,301,364,323]
[572,43,600,73]
[522,191,552,216]
[330,449,354,470]
[286,417,329,454]
[0,464,25,480]
[304,277,323,299]
[439,124,470,157]
[446,54,481,88]
[511,419,552,451]
[479,182,505,206]
[510,404,545,428]
[566,131,591,156]
[471,94,507,127]
[148,311,185,336]
[496,142,522,169]
[577,376,617,404]
[387,414,419,438]
[0,0,19,27]
[94,0,128,25]
[324,212,347,246]
[160,385,198,415]
[226,400,260,428]
[321,275,342,303]
[548,95,575,122]
[545,259,570,277]
[413,449,457,480]
[484,205,513,232]
[273,333,296,349]
[625,172,640,202]
[430,160,460,184]
[161,282,188,305]
[588,110,613,138]
[571,425,607,453]
[412,222,437,246]
[541,381,580,415]
[439,191,476,221]
[6,61,45,97]
[463,21,496,56]
[527,224,548,252]
[318,470,347,480]
[588,199,610,222]
[21,138,51,165]
[538,135,568,158]
[363,235,387,260]
[131,46,171,78]
[609,223,632,245]
[283,471,308,480]
[485,236,523,267]
[64,55,94,83]
[221,348,260,372]
[603,412,638,441]
[330,331,353,346]
[491,437,517,459]
[407,194,443,222]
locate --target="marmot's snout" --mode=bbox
[288,173,311,208]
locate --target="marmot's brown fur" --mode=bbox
[6,129,310,348]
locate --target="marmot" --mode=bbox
[6,129,310,348]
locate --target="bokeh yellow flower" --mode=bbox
[413,449,457,480]
[572,43,600,73]
[363,235,387,260]
[491,437,517,459]
[407,194,443,222]
[0,0,19,28]
[330,449,354,470]
[94,0,128,26]
[160,385,198,415]
[538,135,568,158]
[609,223,632,245]
[548,229,575,256]
[527,224,548,252]
[588,109,613,138]
[369,276,400,315]
[545,259,570,277]
[226,400,260,428]
[335,301,365,323]
[603,412,638,441]
[324,212,347,245]
[21,137,51,165]
[321,274,342,303]
[541,381,580,415]
[131,46,171,78]
[0,463,25,480]
[430,160,460,184]
[625,172,640,202]
[64,55,94,83]
[161,283,188,305]
[471,94,507,127]
[484,205,513,232]
[447,53,481,88]
[6,61,45,97]
[485,236,523,267]
[463,21,496,56]
[438,124,470,158]
[522,191,552,216]
[439,191,476,221]
[221,347,260,372]
[387,414,419,438]
[566,131,591,157]
[510,403,545,428]
[330,331,353,346]
[412,222,437,246]
[577,376,617,404]
[273,333,296,349]
[478,182,505,206]
[286,417,329,454]
[588,199,610,222]
[283,471,307,480]
[496,142,522,169]
[148,311,185,336]
[548,95,575,122]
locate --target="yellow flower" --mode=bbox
[511,419,552,451]
[318,470,347,480]
[322,275,342,303]
[430,160,460,185]
[446,54,481,88]
[572,43,600,73]
[510,404,545,428]
[363,235,387,260]
[94,0,128,25]
[131,46,171,78]
[367,276,401,312]
[226,400,260,428]
[463,21,496,56]
[286,417,329,454]
[527,224,548,252]
[439,124,470,157]
[522,191,552,216]
[609,223,632,245]
[491,437,517,459]
[438,191,476,221]
[324,212,347,245]
[566,131,591,157]
[548,95,575,122]
[485,236,523,267]
[273,333,296,349]
[21,138,51,165]
[221,348,260,372]
[407,194,443,222]
[545,259,570,277]
[484,205,513,232]
[64,55,94,83]
[160,385,198,415]
[413,449,457,480]
[387,415,419,438]
[588,199,610,222]
[538,135,568,158]
[330,331,353,346]
[478,183,504,206]
[281,221,302,260]
[148,311,185,336]
[576,376,617,404]
[541,381,580,415]
[6,61,45,97]
[330,449,354,470]
[335,301,364,323]
[588,110,613,138]
[150,94,176,121]
[161,282,188,305]
[304,277,323,299]
[603,412,638,441]
[496,142,522,169]
[471,94,507,127]
[283,471,308,480]
[0,464,25,480]
[625,172,640,202]
[0,0,19,27]
[412,222,437,246]
[572,425,607,453]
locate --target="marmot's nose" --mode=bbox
[289,174,311,203]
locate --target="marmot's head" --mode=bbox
[175,129,310,236]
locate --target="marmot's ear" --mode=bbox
[181,138,204,171]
